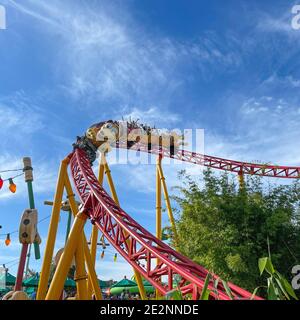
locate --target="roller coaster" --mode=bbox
[10,120,300,300]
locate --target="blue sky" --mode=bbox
[1,0,300,281]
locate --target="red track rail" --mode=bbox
[70,148,262,300]
[117,142,300,179]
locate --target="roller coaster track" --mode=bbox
[117,141,300,179]
[70,148,263,300]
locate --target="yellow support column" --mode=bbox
[74,235,88,300]
[157,161,179,249]
[46,210,88,300]
[156,156,162,298]
[64,175,102,300]
[90,227,99,267]
[156,156,162,241]
[133,270,146,300]
[98,153,105,184]
[103,156,147,300]
[87,227,99,298]
[238,171,245,190]
[103,157,119,204]
[37,157,69,300]
[83,240,103,300]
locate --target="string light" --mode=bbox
[113,253,117,262]
[0,214,51,249]
[0,169,23,173]
[100,234,106,249]
[101,250,105,259]
[8,178,16,193]
[0,170,23,193]
[5,234,11,246]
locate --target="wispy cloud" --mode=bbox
[7,0,65,30]
[255,5,300,40]
[257,14,292,34]
[0,153,57,200]
[0,90,44,142]
[263,74,300,89]
[121,106,180,127]
[205,94,300,167]
[7,0,243,112]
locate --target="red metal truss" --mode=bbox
[70,148,262,300]
[117,142,300,179]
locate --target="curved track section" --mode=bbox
[70,148,262,300]
[117,142,300,179]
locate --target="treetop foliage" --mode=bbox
[173,169,300,292]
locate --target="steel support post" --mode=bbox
[37,157,69,300]
[46,211,88,300]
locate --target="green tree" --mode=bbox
[172,169,300,295]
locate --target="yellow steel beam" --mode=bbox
[64,174,103,300]
[238,171,245,190]
[74,234,88,300]
[103,157,119,205]
[156,157,162,241]
[98,153,105,184]
[89,225,99,267]
[36,157,69,300]
[156,156,162,298]
[157,160,179,249]
[83,239,103,300]
[46,210,88,300]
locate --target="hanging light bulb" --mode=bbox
[0,176,3,190]
[100,234,106,249]
[5,234,11,246]
[8,178,16,193]
[114,253,117,262]
[101,250,105,259]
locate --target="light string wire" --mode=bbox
[0,214,51,238]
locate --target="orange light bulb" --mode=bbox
[101,251,105,259]
[5,234,11,246]
[8,178,16,193]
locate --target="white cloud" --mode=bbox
[205,95,300,168]
[121,106,180,127]
[0,154,26,199]
[7,0,243,111]
[7,0,61,29]
[110,159,202,195]
[255,5,300,36]
[0,153,57,200]
[263,74,300,89]
[258,15,292,34]
[0,91,44,140]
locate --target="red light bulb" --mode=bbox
[0,176,3,189]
